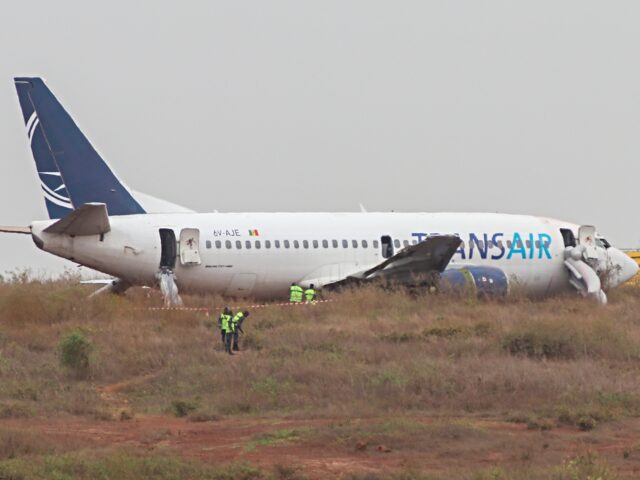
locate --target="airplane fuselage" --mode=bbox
[31,211,585,298]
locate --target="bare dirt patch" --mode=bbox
[4,415,640,478]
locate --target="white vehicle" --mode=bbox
[2,78,637,305]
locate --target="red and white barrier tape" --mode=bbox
[141,299,334,315]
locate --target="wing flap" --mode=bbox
[330,235,462,288]
[44,202,110,236]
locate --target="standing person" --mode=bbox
[224,312,235,355]
[289,282,303,303]
[218,307,232,348]
[231,310,250,351]
[304,284,316,303]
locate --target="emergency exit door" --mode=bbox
[179,228,201,265]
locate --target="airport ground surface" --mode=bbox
[1,275,640,479]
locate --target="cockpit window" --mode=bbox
[596,237,611,249]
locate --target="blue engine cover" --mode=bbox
[439,266,509,297]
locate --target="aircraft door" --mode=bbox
[578,225,598,260]
[159,229,177,269]
[179,228,201,266]
[381,235,394,258]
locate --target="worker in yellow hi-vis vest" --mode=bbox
[304,284,316,303]
[289,282,303,303]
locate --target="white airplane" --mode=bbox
[1,77,637,305]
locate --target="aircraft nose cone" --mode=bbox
[607,248,639,286]
[620,252,640,284]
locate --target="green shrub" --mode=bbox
[170,399,197,417]
[576,416,597,431]
[380,332,421,343]
[502,331,575,359]
[423,326,466,338]
[0,403,32,419]
[58,330,93,376]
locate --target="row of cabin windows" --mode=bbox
[203,238,551,250]
[205,239,381,250]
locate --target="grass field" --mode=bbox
[1,276,640,478]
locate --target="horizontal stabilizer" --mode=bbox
[44,203,110,236]
[0,226,31,234]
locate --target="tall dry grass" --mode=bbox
[0,278,640,426]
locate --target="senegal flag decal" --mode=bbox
[249,229,260,236]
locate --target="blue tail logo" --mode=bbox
[15,77,145,219]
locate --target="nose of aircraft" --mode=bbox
[606,248,639,287]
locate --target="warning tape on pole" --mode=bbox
[141,299,334,315]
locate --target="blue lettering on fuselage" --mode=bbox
[410,232,553,260]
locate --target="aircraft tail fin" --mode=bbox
[14,77,146,219]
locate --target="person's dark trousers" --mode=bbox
[220,330,226,346]
[225,331,233,354]
[232,330,239,351]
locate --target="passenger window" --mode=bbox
[303,240,309,249]
[525,240,531,249]
[322,240,328,248]
[215,240,222,249]
[225,240,232,249]
[352,240,358,248]
[412,239,417,245]
[245,240,252,249]
[506,240,512,248]
[265,240,271,249]
[403,240,409,247]
[284,240,290,249]
[313,240,319,248]
[373,240,379,249]
[255,240,261,249]
[205,240,212,249]
[275,240,280,248]
[236,240,242,249]
[394,239,400,248]
[534,240,540,248]
[332,240,338,248]
[342,240,348,248]
[294,240,300,249]
[478,241,484,249]
[362,240,368,248]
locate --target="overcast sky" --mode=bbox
[1,1,639,276]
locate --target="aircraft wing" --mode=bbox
[329,235,462,288]
[44,202,110,236]
[0,226,31,234]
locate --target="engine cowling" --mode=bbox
[439,266,509,297]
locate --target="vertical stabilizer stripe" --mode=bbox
[25,111,37,133]
[28,118,40,143]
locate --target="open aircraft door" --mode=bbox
[578,225,598,261]
[179,228,201,266]
[563,225,607,304]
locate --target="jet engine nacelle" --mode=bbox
[439,266,509,297]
